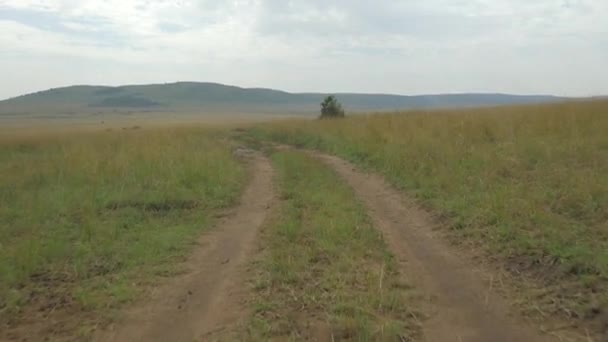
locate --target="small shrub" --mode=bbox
[320,95,345,119]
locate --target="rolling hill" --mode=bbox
[0,82,565,117]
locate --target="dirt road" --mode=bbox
[96,147,566,342]
[314,152,556,342]
[96,153,275,342]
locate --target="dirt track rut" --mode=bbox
[97,147,563,342]
[97,153,275,342]
[314,152,556,342]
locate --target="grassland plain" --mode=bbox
[247,100,608,337]
[0,127,245,339]
[238,151,422,341]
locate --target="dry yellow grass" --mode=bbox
[0,111,290,143]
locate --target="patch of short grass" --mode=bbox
[245,151,421,341]
[247,100,608,330]
[0,128,245,336]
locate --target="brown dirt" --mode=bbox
[95,152,275,342]
[313,152,560,342]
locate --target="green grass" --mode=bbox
[247,100,608,326]
[244,151,420,341]
[0,128,245,336]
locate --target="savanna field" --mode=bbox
[249,100,608,329]
[1,100,607,340]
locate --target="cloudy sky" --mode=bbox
[0,0,606,99]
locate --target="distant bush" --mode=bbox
[320,95,345,119]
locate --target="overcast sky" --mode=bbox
[0,0,607,99]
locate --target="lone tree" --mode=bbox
[320,95,345,119]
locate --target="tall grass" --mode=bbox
[0,128,244,335]
[249,100,608,322]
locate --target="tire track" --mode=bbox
[96,152,275,342]
[314,151,556,342]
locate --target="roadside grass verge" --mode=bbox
[0,127,245,338]
[246,100,608,333]
[244,151,421,341]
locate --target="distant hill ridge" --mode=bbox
[0,81,565,115]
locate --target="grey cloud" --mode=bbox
[255,0,604,41]
[0,0,607,99]
[158,22,190,33]
[255,1,502,38]
[0,7,128,46]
